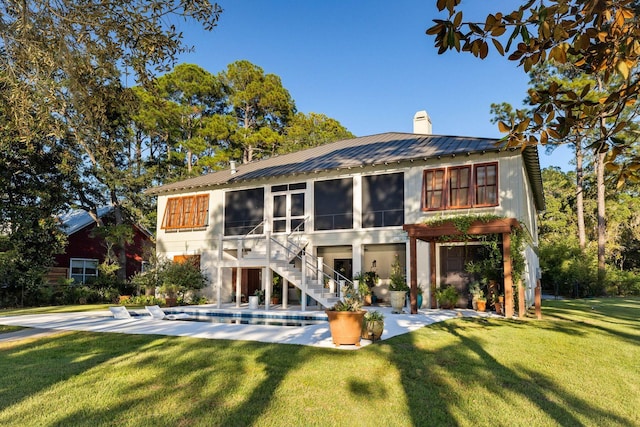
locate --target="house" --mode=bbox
[147,111,545,316]
[48,207,153,284]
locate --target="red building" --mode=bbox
[50,207,153,284]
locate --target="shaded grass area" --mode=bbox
[0,298,638,426]
[0,325,24,334]
[0,304,114,316]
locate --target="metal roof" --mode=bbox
[58,206,113,235]
[147,132,545,211]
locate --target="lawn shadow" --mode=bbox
[383,317,637,426]
[0,331,153,414]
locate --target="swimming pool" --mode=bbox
[161,309,328,327]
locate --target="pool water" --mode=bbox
[163,310,327,327]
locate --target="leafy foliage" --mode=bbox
[427,0,640,176]
[389,254,409,292]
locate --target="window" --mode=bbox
[314,178,353,230]
[448,166,471,208]
[422,169,446,210]
[173,254,201,267]
[422,162,498,210]
[475,163,498,206]
[224,188,265,236]
[70,258,98,284]
[362,173,404,227]
[161,194,209,230]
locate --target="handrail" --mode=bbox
[270,235,353,297]
[244,220,265,238]
[287,216,308,236]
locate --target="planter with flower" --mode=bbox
[325,281,366,347]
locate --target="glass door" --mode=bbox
[272,183,306,233]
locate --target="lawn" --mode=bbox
[1,298,638,426]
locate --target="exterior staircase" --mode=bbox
[239,233,345,309]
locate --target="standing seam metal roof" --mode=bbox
[147,132,545,211]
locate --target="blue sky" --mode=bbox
[175,0,573,171]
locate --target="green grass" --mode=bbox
[0,298,638,426]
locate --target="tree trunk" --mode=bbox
[595,75,607,293]
[575,140,586,250]
[111,193,127,283]
[596,147,606,292]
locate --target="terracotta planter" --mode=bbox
[363,295,372,306]
[495,302,503,315]
[477,300,487,312]
[325,310,366,347]
[271,297,280,305]
[165,297,178,307]
[389,290,406,314]
[361,319,384,341]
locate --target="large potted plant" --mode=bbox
[389,254,409,313]
[361,310,385,341]
[436,286,459,309]
[354,272,372,306]
[325,281,366,347]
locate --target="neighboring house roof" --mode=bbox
[147,132,545,211]
[58,206,113,235]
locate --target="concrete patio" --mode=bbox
[0,304,494,350]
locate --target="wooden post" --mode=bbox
[535,279,542,319]
[503,232,514,318]
[410,237,418,314]
[518,279,526,317]
[430,240,437,308]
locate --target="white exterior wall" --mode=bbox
[154,150,541,303]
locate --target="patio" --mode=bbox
[0,304,493,349]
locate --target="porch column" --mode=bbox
[235,267,242,308]
[409,236,418,314]
[352,244,362,280]
[216,265,222,309]
[282,278,289,309]
[430,241,437,308]
[301,253,307,311]
[503,232,514,318]
[265,231,271,311]
[264,266,272,311]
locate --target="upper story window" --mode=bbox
[362,172,404,228]
[162,194,209,230]
[224,188,265,236]
[422,162,498,211]
[314,178,353,230]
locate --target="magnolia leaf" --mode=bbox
[492,38,505,55]
[453,11,463,27]
[498,121,511,133]
[616,60,630,79]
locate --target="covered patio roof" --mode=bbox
[402,218,522,317]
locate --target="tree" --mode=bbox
[218,60,296,163]
[428,0,640,289]
[280,112,355,154]
[154,63,225,176]
[427,0,640,169]
[0,1,222,292]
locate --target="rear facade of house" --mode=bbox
[148,112,544,311]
